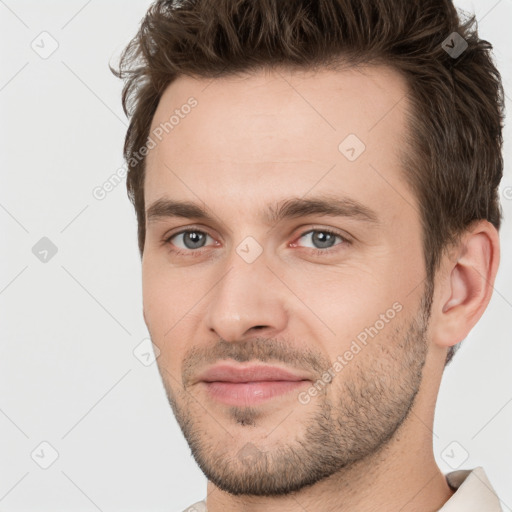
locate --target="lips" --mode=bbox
[195,363,313,406]
[196,363,311,384]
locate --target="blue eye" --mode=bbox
[166,230,213,251]
[163,227,350,256]
[296,229,346,250]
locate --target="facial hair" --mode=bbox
[155,286,432,497]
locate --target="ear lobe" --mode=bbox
[431,221,500,349]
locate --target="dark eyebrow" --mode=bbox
[266,195,379,225]
[146,195,379,226]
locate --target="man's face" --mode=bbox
[142,66,431,495]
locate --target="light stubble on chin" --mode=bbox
[153,289,432,497]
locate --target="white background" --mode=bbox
[0,1,511,510]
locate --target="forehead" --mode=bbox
[145,65,416,224]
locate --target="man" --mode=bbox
[112,0,505,510]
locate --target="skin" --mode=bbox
[141,65,500,512]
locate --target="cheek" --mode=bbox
[142,271,187,377]
[284,258,410,354]
[142,256,183,337]
[289,259,388,311]
[142,257,206,366]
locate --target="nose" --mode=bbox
[204,251,289,342]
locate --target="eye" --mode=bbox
[165,229,216,252]
[293,228,349,252]
[163,226,350,257]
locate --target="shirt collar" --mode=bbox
[438,466,502,511]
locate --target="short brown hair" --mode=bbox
[111,0,505,365]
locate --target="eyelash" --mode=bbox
[163,226,351,257]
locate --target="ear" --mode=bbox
[430,220,500,349]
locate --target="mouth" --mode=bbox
[196,362,312,406]
[201,380,310,406]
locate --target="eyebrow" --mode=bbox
[146,195,379,227]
